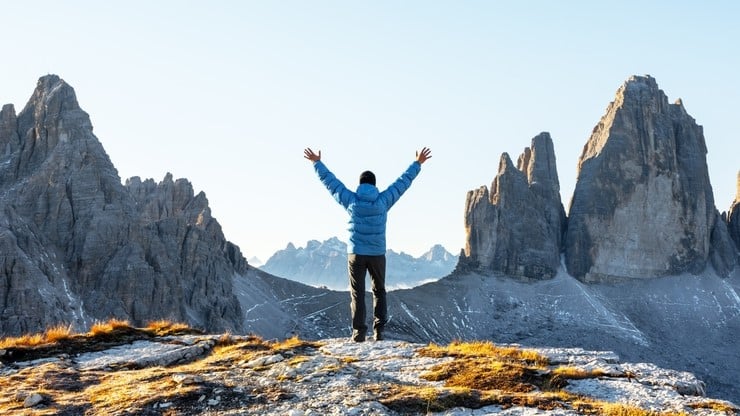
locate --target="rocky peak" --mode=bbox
[461,132,565,279]
[0,75,246,336]
[0,104,20,155]
[565,75,736,281]
[518,132,560,193]
[422,244,452,262]
[126,173,212,229]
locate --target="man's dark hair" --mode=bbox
[359,170,376,186]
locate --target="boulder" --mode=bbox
[460,132,565,279]
[565,75,736,281]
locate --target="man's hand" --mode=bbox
[416,147,432,164]
[304,148,321,162]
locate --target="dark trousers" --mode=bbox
[348,254,387,335]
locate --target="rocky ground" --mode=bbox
[0,325,736,415]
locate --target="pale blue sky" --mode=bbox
[2,1,738,262]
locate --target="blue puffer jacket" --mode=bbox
[312,160,422,255]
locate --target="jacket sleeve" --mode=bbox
[313,160,353,209]
[379,161,421,209]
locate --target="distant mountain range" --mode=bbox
[259,237,458,290]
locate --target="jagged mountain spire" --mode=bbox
[565,75,736,281]
[461,132,565,280]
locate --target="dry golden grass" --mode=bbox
[145,319,195,336]
[88,318,133,336]
[380,384,579,414]
[43,324,74,343]
[288,356,311,366]
[419,340,549,366]
[270,335,322,352]
[0,333,45,349]
[0,324,73,349]
[687,400,738,414]
[577,400,690,416]
[422,357,542,392]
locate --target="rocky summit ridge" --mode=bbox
[0,325,736,415]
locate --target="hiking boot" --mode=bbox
[373,331,384,341]
[351,330,365,342]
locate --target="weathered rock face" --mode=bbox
[460,132,565,279]
[728,172,740,251]
[0,75,245,336]
[565,75,736,281]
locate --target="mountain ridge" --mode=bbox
[260,237,457,290]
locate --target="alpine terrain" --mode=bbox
[0,75,738,407]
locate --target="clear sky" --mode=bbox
[1,1,738,262]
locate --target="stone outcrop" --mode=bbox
[460,132,566,279]
[0,75,246,336]
[565,75,736,281]
[728,171,740,251]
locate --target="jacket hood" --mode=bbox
[356,183,379,201]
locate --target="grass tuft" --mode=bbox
[687,400,738,414]
[271,336,322,352]
[0,324,73,349]
[145,320,200,336]
[419,340,548,366]
[44,324,74,343]
[88,318,133,336]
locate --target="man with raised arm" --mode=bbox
[303,147,432,342]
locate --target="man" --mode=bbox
[303,147,432,342]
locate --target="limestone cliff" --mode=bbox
[727,172,740,251]
[564,76,737,281]
[0,75,245,336]
[460,132,565,279]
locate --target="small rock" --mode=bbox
[23,393,44,408]
[287,410,304,416]
[244,354,284,368]
[172,373,204,385]
[197,395,206,403]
